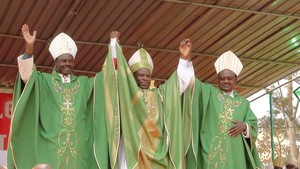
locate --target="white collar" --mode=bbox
[58,73,71,83]
[223,90,234,98]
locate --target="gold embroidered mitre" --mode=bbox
[128,48,153,73]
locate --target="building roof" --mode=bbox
[1,0,300,97]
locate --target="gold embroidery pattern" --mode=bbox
[140,89,158,122]
[208,93,242,169]
[52,77,80,169]
[138,89,161,156]
[130,62,153,74]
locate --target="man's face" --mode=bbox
[218,69,237,93]
[55,54,74,75]
[133,68,151,89]
[286,164,297,169]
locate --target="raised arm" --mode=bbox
[18,24,37,82]
[110,31,120,70]
[177,38,194,94]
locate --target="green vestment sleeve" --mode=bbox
[102,46,120,169]
[7,69,40,169]
[93,72,111,169]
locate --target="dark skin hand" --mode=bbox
[228,119,247,137]
[22,24,36,55]
[179,38,192,60]
[110,31,120,43]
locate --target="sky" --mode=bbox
[248,91,271,119]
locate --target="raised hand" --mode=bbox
[110,31,120,43]
[22,24,36,55]
[179,38,192,60]
[228,119,247,137]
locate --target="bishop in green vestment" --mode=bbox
[7,24,109,169]
[102,36,194,169]
[187,51,262,169]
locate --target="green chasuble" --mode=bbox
[186,79,262,169]
[102,44,193,169]
[7,68,110,169]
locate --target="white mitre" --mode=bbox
[128,48,154,73]
[214,51,243,76]
[49,32,77,60]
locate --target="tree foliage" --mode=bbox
[256,74,300,164]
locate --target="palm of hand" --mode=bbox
[22,24,36,45]
[23,33,35,45]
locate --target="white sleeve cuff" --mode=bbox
[178,58,189,67]
[110,38,117,46]
[110,38,117,58]
[177,58,194,95]
[18,54,34,83]
[187,60,193,67]
[242,123,250,138]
